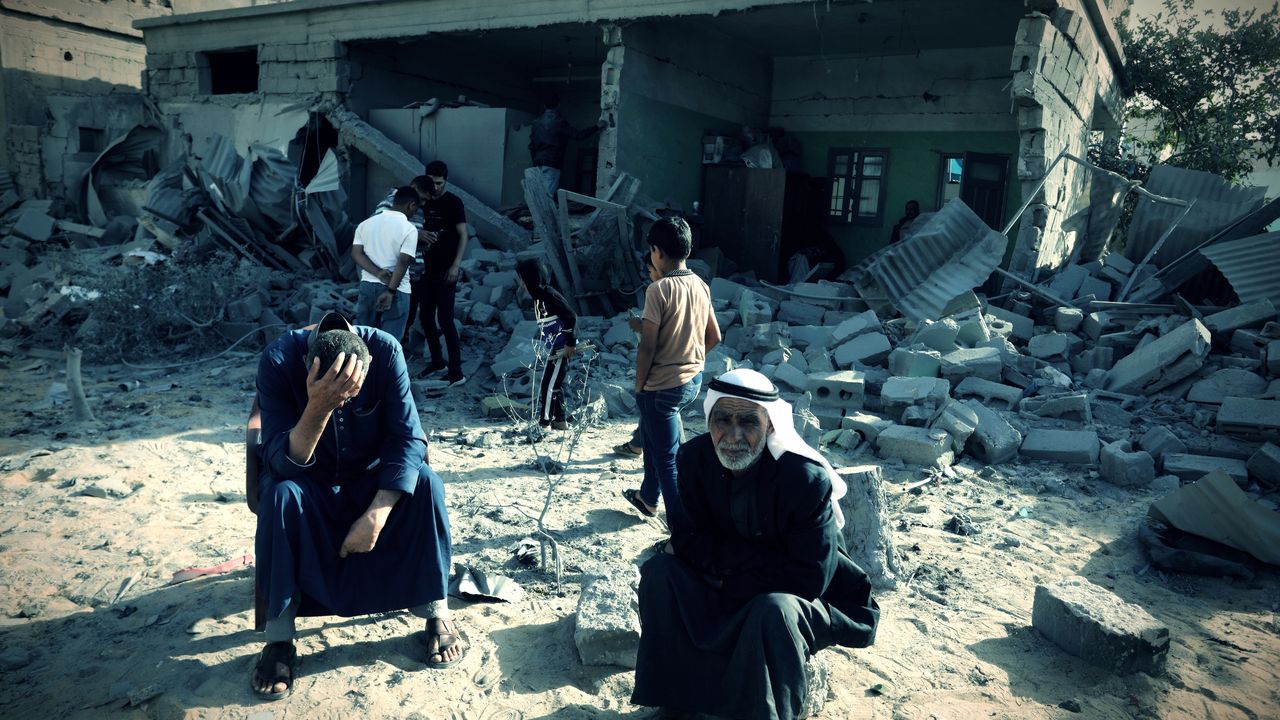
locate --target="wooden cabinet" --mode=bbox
[701,166,786,282]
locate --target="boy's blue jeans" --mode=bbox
[635,372,702,533]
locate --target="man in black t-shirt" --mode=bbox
[414,160,469,386]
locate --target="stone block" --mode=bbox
[1100,441,1155,487]
[1162,453,1249,485]
[1071,346,1115,374]
[1203,299,1275,337]
[778,300,826,326]
[986,305,1033,341]
[1139,426,1186,463]
[834,332,891,368]
[953,377,1022,410]
[930,398,979,452]
[1247,442,1280,487]
[468,302,497,325]
[740,322,790,354]
[710,277,747,304]
[739,289,774,327]
[910,318,960,352]
[806,370,865,408]
[574,571,640,668]
[1268,340,1280,375]
[876,425,955,467]
[789,325,832,351]
[830,309,882,346]
[1077,275,1111,301]
[939,347,1003,383]
[1216,397,1280,443]
[1106,319,1211,395]
[482,270,517,287]
[1188,369,1267,404]
[1028,332,1072,359]
[1020,429,1100,464]
[841,412,894,443]
[880,377,950,422]
[951,307,991,347]
[961,399,1022,464]
[603,321,634,348]
[1020,393,1091,423]
[1032,576,1169,675]
[1054,306,1084,333]
[836,465,899,588]
[773,362,809,392]
[888,346,941,378]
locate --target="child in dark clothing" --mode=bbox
[515,258,578,429]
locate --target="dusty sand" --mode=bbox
[0,345,1277,720]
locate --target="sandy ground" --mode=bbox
[0,343,1278,720]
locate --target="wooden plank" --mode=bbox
[520,170,578,314]
[556,189,588,305]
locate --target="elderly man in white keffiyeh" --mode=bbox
[630,369,880,720]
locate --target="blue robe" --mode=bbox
[254,325,451,622]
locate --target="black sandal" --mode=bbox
[421,618,468,669]
[613,442,642,458]
[621,488,657,517]
[251,641,296,701]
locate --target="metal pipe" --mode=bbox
[1116,198,1197,301]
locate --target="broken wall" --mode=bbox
[614,21,772,209]
[773,47,1022,262]
[1007,0,1125,276]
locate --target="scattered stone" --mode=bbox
[1138,426,1187,464]
[805,370,865,409]
[1105,319,1211,395]
[1187,369,1267,405]
[1216,397,1280,443]
[1100,441,1155,488]
[942,513,979,536]
[880,377,950,422]
[1032,576,1169,675]
[938,347,1002,383]
[961,400,1022,465]
[772,362,809,392]
[1020,429,1100,464]
[1247,442,1280,487]
[1162,453,1249,485]
[1150,475,1181,493]
[929,399,979,452]
[79,478,133,499]
[876,426,955,467]
[574,570,640,668]
[953,377,1021,410]
[910,318,960,352]
[830,310,881,346]
[834,332,891,367]
[888,346,941,377]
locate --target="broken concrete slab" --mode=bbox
[777,300,826,326]
[1028,332,1073,360]
[1101,441,1156,488]
[1247,443,1280,487]
[1139,426,1187,464]
[772,362,809,393]
[830,309,881,346]
[12,208,55,242]
[1105,318,1211,395]
[710,277,748,304]
[806,370,865,409]
[1187,369,1267,405]
[929,398,979,452]
[888,346,941,378]
[789,325,833,351]
[1020,429,1100,464]
[876,425,954,468]
[1032,576,1169,675]
[986,305,1033,341]
[739,289,774,327]
[953,377,1022,410]
[834,332,891,368]
[938,347,1003,383]
[1054,307,1084,333]
[1162,453,1249,485]
[574,570,640,668]
[961,399,1022,465]
[1216,397,1280,443]
[1020,393,1091,424]
[841,412,894,443]
[1150,470,1280,566]
[910,318,960,353]
[880,377,950,423]
[1202,299,1276,337]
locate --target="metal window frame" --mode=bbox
[827,146,889,226]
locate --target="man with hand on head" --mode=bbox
[631,369,880,720]
[248,312,464,701]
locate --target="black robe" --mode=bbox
[631,434,879,719]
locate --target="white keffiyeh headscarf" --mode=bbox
[702,368,848,528]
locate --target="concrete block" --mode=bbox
[1268,340,1280,375]
[830,309,882,346]
[888,346,941,378]
[710,277,747,304]
[834,332,891,368]
[715,309,737,331]
[1020,393,1091,423]
[574,571,640,668]
[930,398,979,452]
[1100,441,1156,488]
[841,412,894,443]
[1162,453,1249,485]
[1020,429,1100,464]
[1188,369,1267,404]
[1071,346,1115,374]
[1077,275,1111,301]
[806,370,865,409]
[739,289,774,327]
[986,305,1033,341]
[778,300,826,326]
[953,377,1022,410]
[1082,311,1113,341]
[808,405,845,431]
[881,377,950,422]
[952,308,991,346]
[1216,397,1280,443]
[1106,319,1211,395]
[1247,442,1280,487]
[961,399,1022,464]
[983,315,1015,342]
[1029,332,1072,359]
[910,318,960,352]
[1139,426,1186,463]
[740,322,790,354]
[1032,576,1169,675]
[468,302,497,325]
[939,347,1003,383]
[789,325,832,351]
[1203,299,1275,337]
[876,425,955,467]
[773,362,809,392]
[12,208,54,242]
[1054,307,1084,333]
[1230,328,1268,358]
[1048,264,1089,298]
[703,349,735,377]
[1083,368,1109,388]
[804,345,834,372]
[603,321,635,348]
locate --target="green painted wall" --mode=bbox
[616,91,739,211]
[793,130,1022,263]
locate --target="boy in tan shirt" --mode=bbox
[621,217,721,532]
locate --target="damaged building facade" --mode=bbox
[130,0,1129,275]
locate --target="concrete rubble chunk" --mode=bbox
[789,325,833,351]
[1162,453,1249,485]
[1247,443,1280,487]
[1054,307,1084,333]
[772,363,809,392]
[1105,318,1211,395]
[910,318,960,353]
[1216,397,1280,443]
[986,305,1033,341]
[1187,369,1267,405]
[1268,340,1280,375]
[880,377,950,422]
[1139,426,1187,463]
[1020,429,1100,464]
[800,653,830,718]
[1020,393,1091,423]
[1202,299,1276,337]
[805,371,865,409]
[1032,576,1170,675]
[841,412,894,443]
[739,289,774,327]
[1028,332,1072,360]
[574,570,640,668]
[830,309,881,346]
[741,322,791,354]
[836,465,899,588]
[12,208,55,242]
[961,399,1022,464]
[710,277,747,304]
[834,332,891,368]
[876,425,955,467]
[1100,441,1156,488]
[938,347,1003,383]
[778,300,826,326]
[953,377,1022,410]
[888,346,941,378]
[929,398,979,452]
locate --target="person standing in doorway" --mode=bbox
[529,92,606,199]
[415,161,469,387]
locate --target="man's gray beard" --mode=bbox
[715,439,766,472]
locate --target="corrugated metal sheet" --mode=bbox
[1198,231,1280,307]
[246,144,297,235]
[863,198,1008,321]
[143,159,188,226]
[1126,165,1267,268]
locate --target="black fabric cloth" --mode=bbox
[420,192,466,276]
[515,258,577,347]
[413,276,461,375]
[538,355,568,424]
[529,108,600,169]
[631,434,879,719]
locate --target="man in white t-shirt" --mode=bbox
[350,186,419,344]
